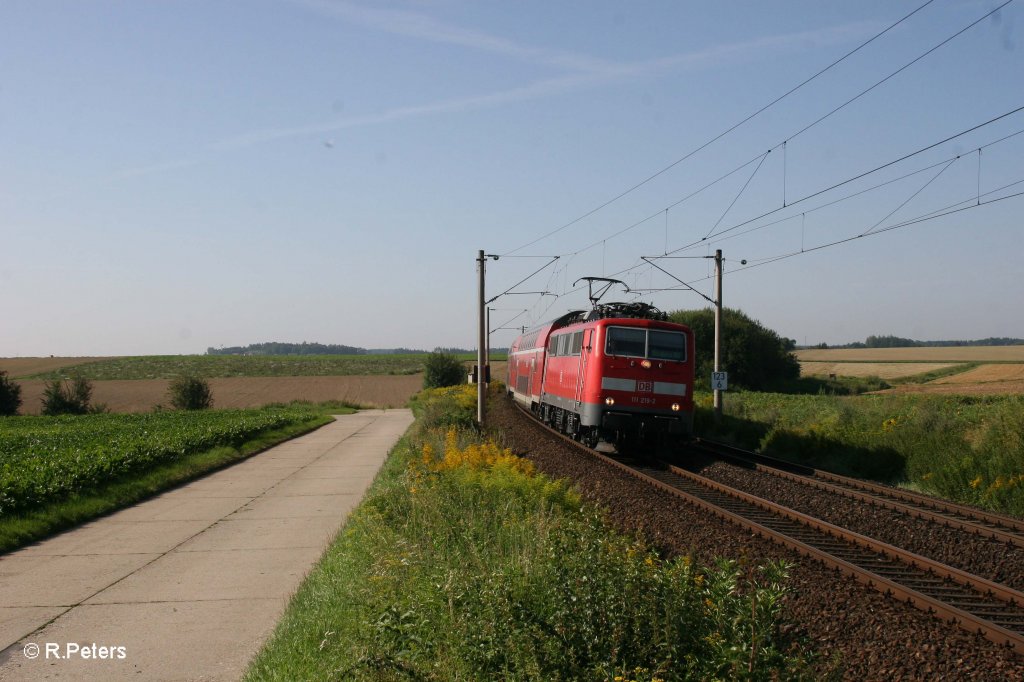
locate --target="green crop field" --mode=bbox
[0,406,324,516]
[22,354,433,381]
[19,353,507,381]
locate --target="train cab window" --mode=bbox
[605,327,646,357]
[570,331,583,355]
[649,330,686,361]
[547,336,557,354]
[557,334,571,356]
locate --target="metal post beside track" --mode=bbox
[477,249,486,425]
[713,249,723,422]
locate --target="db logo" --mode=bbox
[637,381,653,393]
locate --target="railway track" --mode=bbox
[512,403,1024,654]
[693,437,1024,549]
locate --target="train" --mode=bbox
[506,298,695,450]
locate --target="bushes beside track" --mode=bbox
[246,385,812,681]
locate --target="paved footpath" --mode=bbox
[0,409,413,681]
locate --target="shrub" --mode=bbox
[423,351,465,389]
[40,375,94,415]
[0,371,22,416]
[669,307,799,391]
[168,375,214,410]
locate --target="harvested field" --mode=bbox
[14,375,422,414]
[0,357,112,378]
[800,361,957,379]
[796,346,1024,362]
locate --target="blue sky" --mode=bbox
[2,0,1022,356]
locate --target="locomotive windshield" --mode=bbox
[605,326,686,362]
[649,330,686,361]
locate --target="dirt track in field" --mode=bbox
[14,375,422,414]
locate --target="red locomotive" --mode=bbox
[507,285,694,449]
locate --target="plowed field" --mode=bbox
[14,375,422,415]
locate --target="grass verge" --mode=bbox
[0,409,338,553]
[697,391,1024,517]
[245,386,812,681]
[889,362,980,385]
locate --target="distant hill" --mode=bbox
[806,335,1024,350]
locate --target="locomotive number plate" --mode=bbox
[637,381,653,392]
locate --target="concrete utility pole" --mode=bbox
[713,249,723,422]
[477,250,486,425]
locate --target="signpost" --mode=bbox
[711,371,728,391]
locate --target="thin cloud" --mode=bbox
[215,19,881,150]
[292,0,617,73]
[121,15,884,174]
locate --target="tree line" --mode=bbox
[815,335,1024,349]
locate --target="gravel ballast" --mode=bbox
[486,395,1024,680]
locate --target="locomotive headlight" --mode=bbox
[640,359,652,369]
[671,403,681,412]
[605,397,615,406]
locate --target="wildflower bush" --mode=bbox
[246,385,811,681]
[701,391,1024,517]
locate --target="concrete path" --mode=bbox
[0,409,413,681]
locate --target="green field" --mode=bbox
[20,352,507,381]
[0,406,331,517]
[21,354,430,380]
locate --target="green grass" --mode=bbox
[697,391,1024,517]
[888,362,980,385]
[245,386,813,681]
[0,405,341,552]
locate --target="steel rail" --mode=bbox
[695,437,1024,547]
[662,461,1024,607]
[509,402,1024,652]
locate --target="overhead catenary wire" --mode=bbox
[857,156,958,237]
[663,105,1024,254]
[486,256,560,305]
[703,150,771,240]
[499,0,941,257]
[538,0,1018,284]
[582,108,1024,299]
[497,2,1021,331]
[693,125,1024,249]
[642,179,1024,296]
